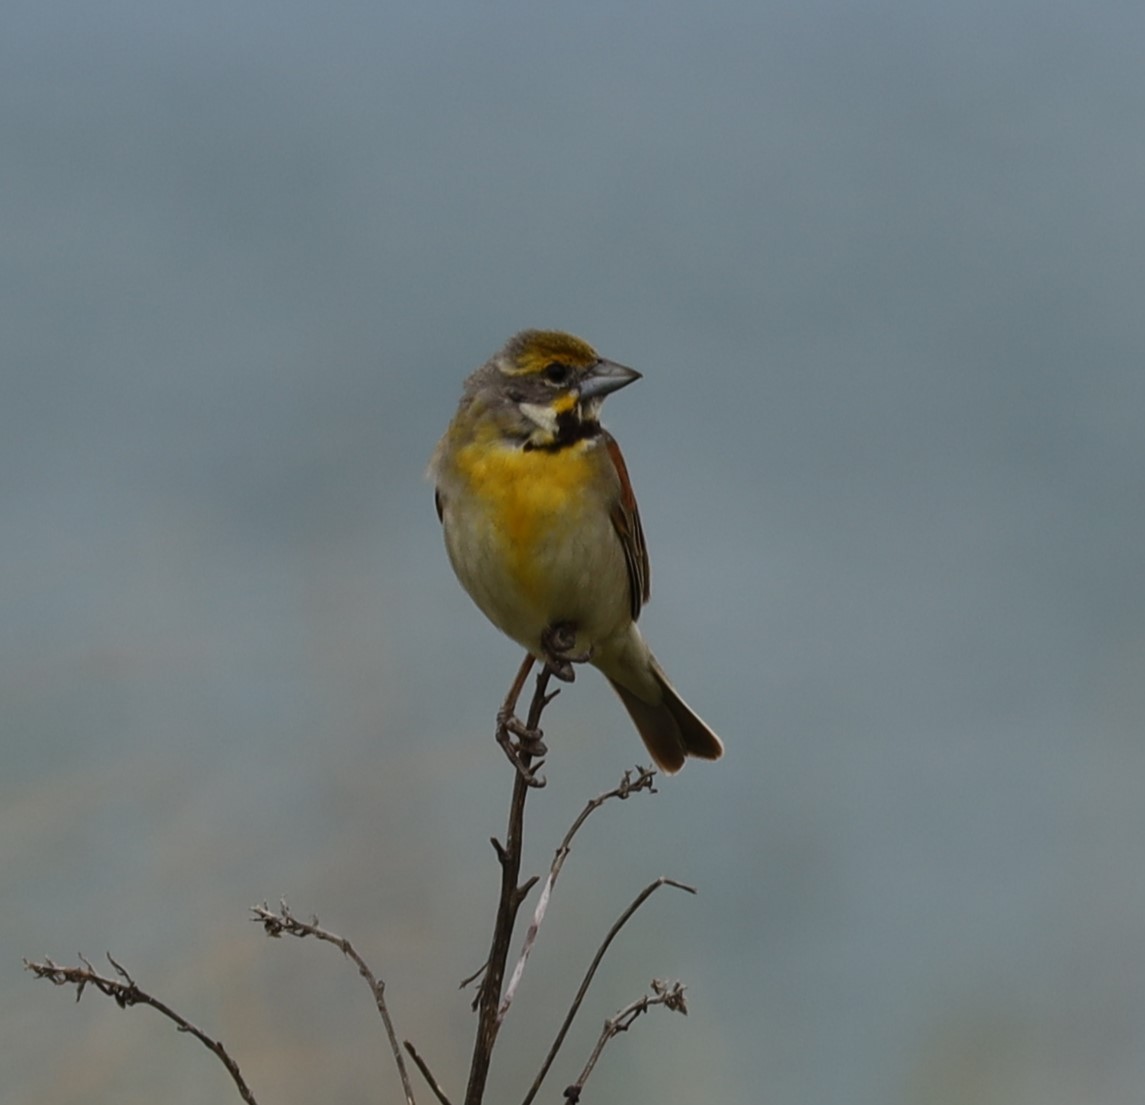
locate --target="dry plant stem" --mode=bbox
[520,877,696,1105]
[564,980,689,1102]
[464,655,558,1105]
[24,954,258,1105]
[251,901,415,1105]
[498,766,658,1022]
[404,1041,455,1105]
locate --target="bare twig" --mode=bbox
[404,1041,454,1105]
[498,766,658,1022]
[521,877,696,1105]
[252,900,415,1105]
[464,655,563,1105]
[458,958,489,991]
[24,954,258,1105]
[29,643,698,1105]
[563,980,689,1102]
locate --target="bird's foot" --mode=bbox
[496,708,548,787]
[541,621,593,683]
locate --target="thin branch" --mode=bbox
[403,1041,454,1105]
[498,766,658,1022]
[520,877,696,1105]
[24,954,258,1105]
[252,900,416,1105]
[458,958,489,991]
[464,656,560,1105]
[563,980,689,1102]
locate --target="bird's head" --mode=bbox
[478,329,641,449]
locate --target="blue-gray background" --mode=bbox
[6,2,1144,1103]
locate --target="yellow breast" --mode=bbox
[458,435,593,587]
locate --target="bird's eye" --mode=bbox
[543,362,571,385]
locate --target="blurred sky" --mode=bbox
[5,2,1145,1103]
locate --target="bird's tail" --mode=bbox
[606,658,723,774]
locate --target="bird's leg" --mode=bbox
[496,653,548,785]
[541,621,593,683]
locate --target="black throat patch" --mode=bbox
[523,411,602,453]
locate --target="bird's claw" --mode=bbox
[496,709,548,787]
[541,622,592,683]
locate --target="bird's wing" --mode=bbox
[603,431,651,621]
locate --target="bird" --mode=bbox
[430,329,723,773]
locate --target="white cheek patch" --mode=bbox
[519,400,560,437]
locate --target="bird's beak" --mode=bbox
[579,358,642,400]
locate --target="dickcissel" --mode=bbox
[430,329,723,773]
